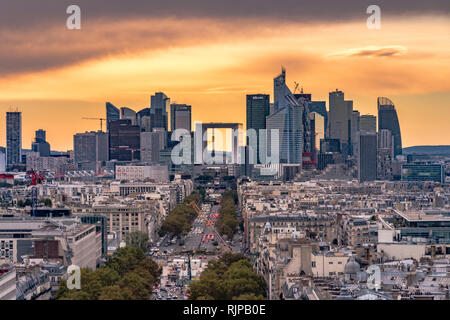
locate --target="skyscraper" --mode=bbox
[377,129,394,180]
[106,102,120,131]
[32,129,51,157]
[378,97,402,157]
[359,115,377,132]
[120,107,137,125]
[6,111,22,166]
[137,108,151,132]
[140,132,161,163]
[170,104,192,132]
[351,110,360,155]
[108,120,141,161]
[328,90,353,155]
[150,92,169,131]
[73,131,108,169]
[267,69,303,164]
[246,94,270,164]
[357,131,377,182]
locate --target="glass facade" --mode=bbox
[401,163,444,183]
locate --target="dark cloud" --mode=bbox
[0,0,448,29]
[0,0,448,76]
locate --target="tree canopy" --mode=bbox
[189,253,266,300]
[55,246,161,300]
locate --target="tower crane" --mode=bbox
[82,117,107,132]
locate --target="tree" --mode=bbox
[189,253,266,300]
[125,231,149,252]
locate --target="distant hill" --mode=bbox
[403,145,450,155]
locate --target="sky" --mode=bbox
[0,0,449,151]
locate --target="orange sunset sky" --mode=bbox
[0,1,449,151]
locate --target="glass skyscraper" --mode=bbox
[246,94,270,164]
[378,97,402,157]
[106,102,120,132]
[6,111,22,166]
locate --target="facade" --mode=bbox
[115,165,169,182]
[246,94,270,164]
[328,90,353,155]
[401,163,445,183]
[31,129,51,157]
[108,120,141,161]
[6,111,22,166]
[377,129,394,180]
[106,102,120,132]
[357,131,377,182]
[74,131,108,167]
[120,107,137,125]
[378,97,402,157]
[170,104,191,132]
[359,115,376,133]
[140,132,161,163]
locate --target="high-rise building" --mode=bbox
[106,102,120,132]
[378,97,402,157]
[31,129,50,157]
[328,90,353,155]
[150,92,169,131]
[108,120,141,161]
[6,112,22,166]
[120,107,137,125]
[170,104,192,132]
[140,132,161,163]
[137,108,151,132]
[357,131,377,182]
[267,69,303,164]
[359,115,377,132]
[74,131,108,168]
[246,94,270,164]
[377,129,394,180]
[351,110,360,155]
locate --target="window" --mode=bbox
[329,261,333,264]
[312,261,316,268]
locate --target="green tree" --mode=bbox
[125,231,149,252]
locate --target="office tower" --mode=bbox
[328,90,353,155]
[137,108,151,132]
[108,120,141,161]
[246,94,270,164]
[359,115,377,132]
[378,97,402,157]
[377,129,394,180]
[140,132,161,163]
[266,105,303,164]
[351,110,360,155]
[357,131,377,182]
[74,131,108,168]
[266,68,304,164]
[150,92,169,131]
[31,130,51,157]
[106,102,120,131]
[6,112,22,166]
[35,129,46,143]
[170,104,192,132]
[273,68,290,111]
[120,107,137,125]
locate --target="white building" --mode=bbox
[115,165,169,182]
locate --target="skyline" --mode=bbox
[0,2,449,150]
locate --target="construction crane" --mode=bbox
[82,117,106,132]
[187,201,232,252]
